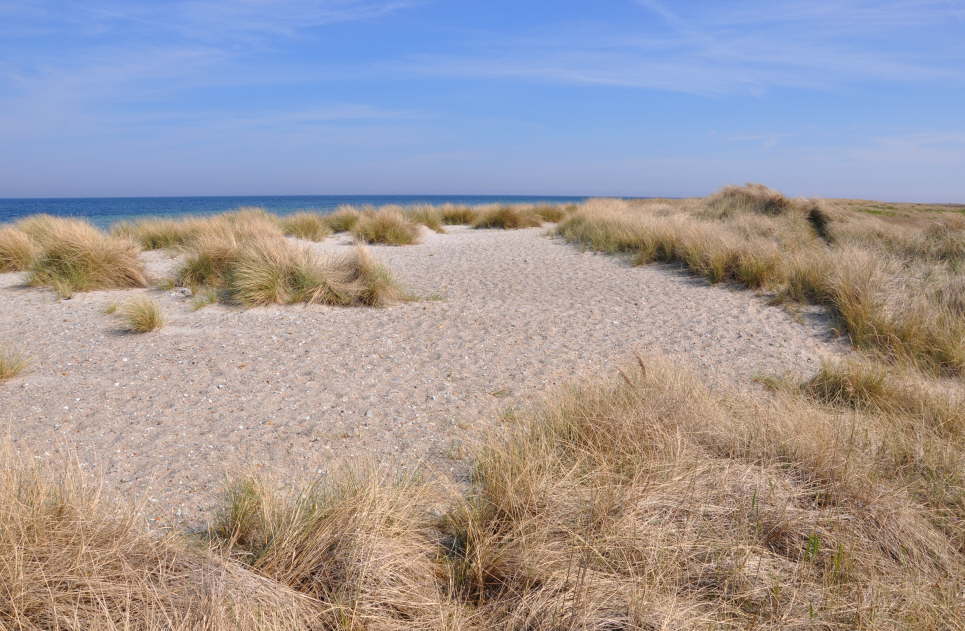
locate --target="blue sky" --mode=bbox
[1,1,963,200]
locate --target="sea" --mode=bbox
[0,195,589,230]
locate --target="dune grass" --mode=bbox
[472,205,543,229]
[439,204,479,225]
[800,357,963,439]
[280,212,333,242]
[532,203,571,223]
[111,217,200,250]
[704,182,794,216]
[5,356,963,629]
[0,347,27,382]
[0,445,322,631]
[228,240,405,307]
[116,297,165,333]
[0,227,39,272]
[351,208,422,245]
[555,188,965,375]
[209,469,464,630]
[155,207,407,307]
[404,205,446,233]
[439,357,964,629]
[17,216,147,298]
[325,206,362,232]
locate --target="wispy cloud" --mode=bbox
[0,1,417,142]
[394,0,964,95]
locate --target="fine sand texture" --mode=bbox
[0,226,843,525]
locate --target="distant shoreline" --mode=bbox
[0,194,601,229]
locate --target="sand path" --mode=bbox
[0,226,841,525]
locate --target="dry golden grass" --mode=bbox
[441,357,964,629]
[0,445,323,631]
[161,208,406,307]
[110,217,201,250]
[176,229,243,289]
[801,358,963,439]
[177,227,404,308]
[556,188,965,375]
[116,297,165,333]
[439,204,479,225]
[21,216,147,298]
[15,214,95,248]
[404,205,446,233]
[280,212,333,242]
[209,469,467,630]
[5,357,962,629]
[351,208,422,245]
[532,204,571,223]
[0,346,27,382]
[704,182,794,216]
[325,206,362,232]
[472,205,543,230]
[0,227,38,272]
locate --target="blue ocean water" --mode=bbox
[0,195,589,229]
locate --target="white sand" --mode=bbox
[0,226,842,524]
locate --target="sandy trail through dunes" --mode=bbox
[0,226,842,525]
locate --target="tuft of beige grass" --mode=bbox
[404,205,446,233]
[472,205,543,230]
[116,297,166,333]
[0,443,323,630]
[325,206,362,232]
[110,217,201,250]
[532,204,570,223]
[0,346,27,382]
[802,357,963,439]
[0,227,39,272]
[21,216,147,298]
[280,212,333,242]
[351,208,422,245]
[439,204,479,225]
[179,227,406,308]
[210,468,467,630]
[440,357,964,629]
[704,182,793,216]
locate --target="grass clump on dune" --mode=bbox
[472,205,543,229]
[532,203,570,222]
[177,230,243,289]
[111,217,199,250]
[0,226,38,272]
[116,296,165,333]
[440,358,964,629]
[279,212,333,242]
[802,357,963,438]
[0,346,27,382]
[230,242,404,307]
[176,224,405,308]
[20,216,147,298]
[325,206,362,232]
[0,445,322,631]
[439,204,479,225]
[704,182,793,216]
[351,208,422,245]
[404,205,446,233]
[210,470,463,630]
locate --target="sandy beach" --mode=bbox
[0,225,841,525]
